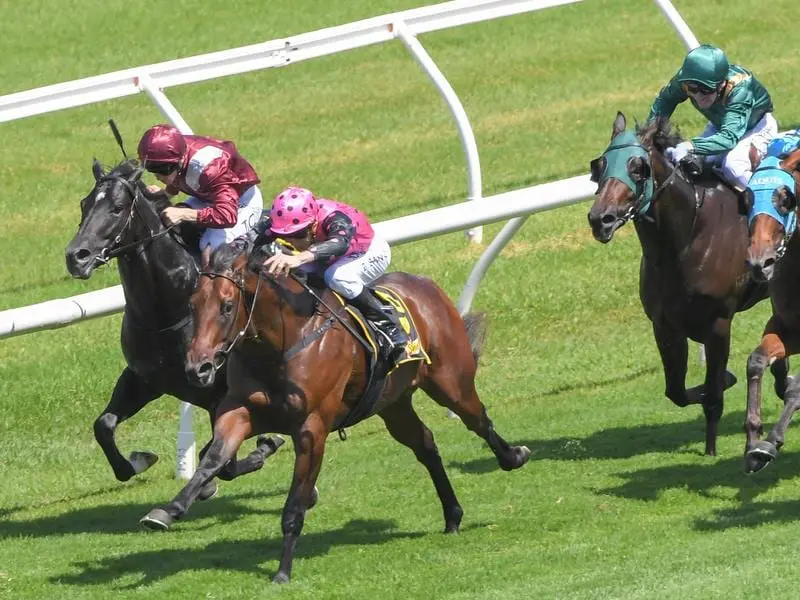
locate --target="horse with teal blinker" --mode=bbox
[740,133,800,472]
[587,112,769,456]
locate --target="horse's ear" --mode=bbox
[748,144,761,172]
[612,112,626,141]
[628,156,651,183]
[589,156,606,183]
[201,246,212,271]
[739,187,754,217]
[774,186,797,217]
[92,159,104,181]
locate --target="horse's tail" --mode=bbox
[462,311,487,367]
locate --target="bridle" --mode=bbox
[198,270,264,368]
[88,170,178,265]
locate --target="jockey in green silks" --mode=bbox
[648,44,776,191]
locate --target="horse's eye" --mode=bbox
[221,300,234,317]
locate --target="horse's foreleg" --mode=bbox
[380,392,463,533]
[94,367,161,482]
[698,320,733,457]
[745,323,800,472]
[420,373,530,471]
[216,435,285,481]
[140,402,253,530]
[274,413,329,584]
[652,321,695,407]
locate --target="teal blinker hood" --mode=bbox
[597,130,655,216]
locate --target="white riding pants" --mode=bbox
[322,235,391,300]
[699,113,778,190]
[184,185,263,251]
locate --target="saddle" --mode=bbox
[330,284,429,431]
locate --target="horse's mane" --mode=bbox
[104,158,172,213]
[210,241,250,273]
[635,117,683,154]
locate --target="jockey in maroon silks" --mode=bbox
[137,124,263,259]
[252,186,409,360]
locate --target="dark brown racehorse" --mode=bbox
[140,241,530,583]
[741,146,800,472]
[587,112,769,456]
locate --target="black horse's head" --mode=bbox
[743,145,800,282]
[587,112,682,242]
[65,158,165,278]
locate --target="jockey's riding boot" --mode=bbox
[350,289,409,360]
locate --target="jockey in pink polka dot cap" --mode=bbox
[254,186,408,360]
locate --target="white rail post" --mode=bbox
[392,19,483,244]
[137,73,197,480]
[652,0,699,50]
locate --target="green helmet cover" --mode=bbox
[677,44,729,88]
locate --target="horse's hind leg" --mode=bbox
[95,367,161,481]
[194,434,285,502]
[140,401,253,530]
[379,392,463,533]
[420,373,530,471]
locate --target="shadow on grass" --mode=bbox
[54,518,427,588]
[449,411,750,474]
[596,451,800,502]
[695,497,800,531]
[0,489,286,539]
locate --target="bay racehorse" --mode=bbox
[140,241,531,583]
[65,158,282,497]
[740,141,800,472]
[587,112,770,456]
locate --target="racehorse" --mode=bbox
[587,112,769,456]
[65,158,282,496]
[139,241,531,583]
[740,144,800,472]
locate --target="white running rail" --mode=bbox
[0,0,699,477]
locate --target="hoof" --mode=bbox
[128,451,159,475]
[684,385,705,405]
[140,508,173,531]
[744,452,771,475]
[747,440,778,465]
[723,371,738,391]
[499,445,531,471]
[308,485,319,510]
[198,479,218,502]
[272,571,291,584]
[259,434,286,455]
[444,505,463,533]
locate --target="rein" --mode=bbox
[200,263,372,368]
[92,174,179,265]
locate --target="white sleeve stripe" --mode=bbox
[185,146,224,191]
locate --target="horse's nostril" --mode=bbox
[763,257,775,269]
[601,213,617,225]
[198,361,214,377]
[74,248,91,261]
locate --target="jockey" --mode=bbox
[648,44,777,191]
[251,186,409,360]
[137,124,263,259]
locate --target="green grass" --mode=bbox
[3,0,800,598]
